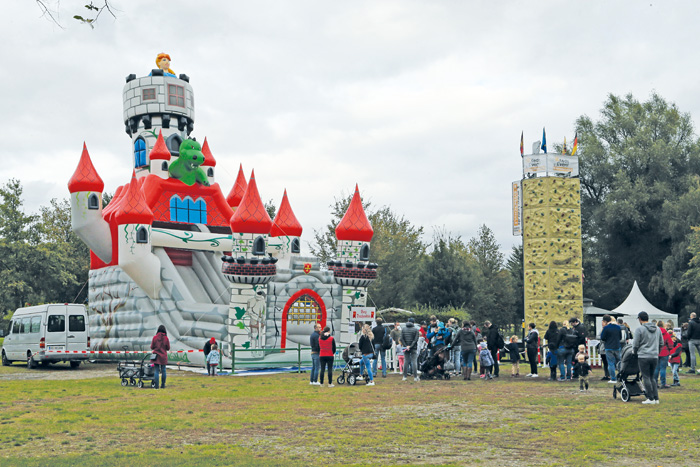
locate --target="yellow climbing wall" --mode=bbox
[522,177,583,329]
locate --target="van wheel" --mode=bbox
[27,353,36,369]
[1,351,9,366]
[70,361,80,369]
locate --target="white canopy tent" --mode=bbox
[612,281,678,331]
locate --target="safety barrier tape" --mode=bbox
[43,349,204,354]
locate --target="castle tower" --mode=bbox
[68,143,113,263]
[269,189,303,269]
[226,164,248,210]
[113,173,163,299]
[520,154,583,329]
[201,137,217,184]
[123,69,194,178]
[148,130,172,179]
[222,170,276,351]
[329,185,377,343]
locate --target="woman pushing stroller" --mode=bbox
[358,325,376,386]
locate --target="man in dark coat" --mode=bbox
[400,318,420,382]
[484,321,501,377]
[309,324,321,385]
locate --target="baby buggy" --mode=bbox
[336,343,372,386]
[612,344,645,402]
[118,353,157,389]
[420,345,452,380]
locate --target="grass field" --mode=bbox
[0,361,698,467]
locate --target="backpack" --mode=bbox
[497,332,505,349]
[563,327,578,348]
[382,331,393,350]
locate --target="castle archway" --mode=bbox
[281,289,326,349]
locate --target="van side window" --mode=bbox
[21,318,30,334]
[30,317,41,333]
[69,315,86,332]
[12,320,19,334]
[48,315,66,333]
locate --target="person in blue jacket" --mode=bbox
[427,322,451,348]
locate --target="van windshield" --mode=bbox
[47,315,65,333]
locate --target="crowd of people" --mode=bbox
[303,311,700,404]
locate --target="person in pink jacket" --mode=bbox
[151,325,170,389]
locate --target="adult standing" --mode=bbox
[688,312,700,374]
[309,324,321,386]
[617,317,630,346]
[151,325,170,389]
[600,315,622,383]
[390,322,402,345]
[471,321,482,374]
[448,318,461,374]
[456,321,478,380]
[633,311,663,404]
[400,318,420,382]
[318,326,336,388]
[544,321,559,380]
[203,337,216,375]
[485,321,502,378]
[371,318,387,378]
[525,323,539,378]
[681,322,691,368]
[570,317,587,348]
[558,320,576,381]
[358,324,375,386]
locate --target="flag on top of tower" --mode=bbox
[562,137,567,154]
[520,131,524,157]
[541,127,547,154]
[571,131,578,156]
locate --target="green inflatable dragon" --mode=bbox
[168,138,210,186]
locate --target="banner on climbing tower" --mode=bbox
[350,306,376,322]
[512,181,522,236]
[523,154,546,177]
[547,155,579,177]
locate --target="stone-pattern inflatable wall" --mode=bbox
[522,177,583,329]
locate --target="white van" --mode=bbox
[1,304,90,368]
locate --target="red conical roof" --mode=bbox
[149,130,171,160]
[68,143,104,193]
[335,184,373,242]
[201,137,216,167]
[114,172,154,225]
[226,164,248,207]
[271,189,303,237]
[230,170,272,234]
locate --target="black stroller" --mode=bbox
[337,343,372,386]
[612,344,645,402]
[118,353,157,389]
[420,345,452,380]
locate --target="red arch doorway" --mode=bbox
[281,289,327,349]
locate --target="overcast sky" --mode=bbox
[3,1,700,256]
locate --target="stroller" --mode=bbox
[420,345,452,380]
[118,353,157,389]
[337,343,372,386]
[612,344,645,402]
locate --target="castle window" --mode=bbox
[166,134,182,158]
[136,226,149,244]
[207,168,214,177]
[87,193,100,210]
[142,88,156,101]
[169,196,207,224]
[134,137,147,167]
[161,161,168,171]
[252,236,266,256]
[168,84,185,107]
[291,238,300,254]
[359,244,370,261]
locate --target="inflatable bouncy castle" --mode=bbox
[68,55,377,367]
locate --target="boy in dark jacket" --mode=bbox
[573,353,592,392]
[546,349,558,381]
[505,336,521,377]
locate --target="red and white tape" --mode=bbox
[44,349,204,354]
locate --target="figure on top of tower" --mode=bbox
[151,52,176,77]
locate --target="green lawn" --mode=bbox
[0,363,698,466]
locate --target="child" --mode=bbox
[573,353,592,392]
[573,344,588,378]
[505,336,521,377]
[546,349,558,381]
[479,342,494,380]
[396,341,405,374]
[669,335,682,387]
[206,343,220,376]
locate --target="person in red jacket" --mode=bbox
[669,335,683,387]
[151,325,170,389]
[318,326,337,388]
[654,322,674,389]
